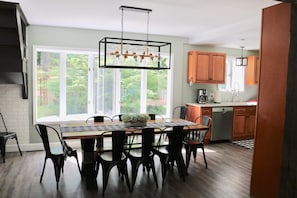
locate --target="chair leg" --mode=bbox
[101,162,113,196]
[157,154,168,186]
[0,139,6,163]
[14,135,22,156]
[201,146,208,169]
[121,161,132,193]
[149,158,158,188]
[175,152,187,181]
[40,157,47,183]
[192,146,197,162]
[129,158,141,191]
[72,151,82,177]
[52,157,64,189]
[184,144,191,169]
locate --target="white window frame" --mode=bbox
[218,56,245,93]
[33,45,173,123]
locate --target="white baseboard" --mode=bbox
[6,140,82,152]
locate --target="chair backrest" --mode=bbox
[168,125,185,151]
[0,112,8,133]
[148,114,164,120]
[100,130,126,161]
[35,124,63,155]
[112,114,123,121]
[86,115,112,123]
[141,128,155,157]
[193,116,212,143]
[172,106,188,119]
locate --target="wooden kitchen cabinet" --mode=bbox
[246,56,260,85]
[232,106,256,140]
[187,51,226,84]
[186,104,212,143]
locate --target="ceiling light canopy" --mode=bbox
[236,46,248,66]
[99,6,172,70]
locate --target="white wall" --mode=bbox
[0,84,30,151]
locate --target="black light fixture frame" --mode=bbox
[236,46,248,66]
[98,5,172,70]
[99,37,171,70]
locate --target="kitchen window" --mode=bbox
[33,46,171,123]
[218,57,245,92]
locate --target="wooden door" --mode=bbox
[250,3,291,198]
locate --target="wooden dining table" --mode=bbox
[60,119,209,190]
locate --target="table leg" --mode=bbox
[81,138,97,190]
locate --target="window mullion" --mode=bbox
[60,53,67,118]
[114,69,121,114]
[88,54,94,115]
[140,70,147,113]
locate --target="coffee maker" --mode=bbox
[197,89,208,103]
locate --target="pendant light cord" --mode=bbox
[121,7,124,53]
[147,11,149,42]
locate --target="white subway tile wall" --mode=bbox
[0,84,29,145]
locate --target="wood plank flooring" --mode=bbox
[0,142,254,198]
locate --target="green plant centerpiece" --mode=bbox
[122,113,150,127]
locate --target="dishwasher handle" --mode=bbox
[212,107,233,113]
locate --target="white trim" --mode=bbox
[32,46,38,125]
[6,140,81,152]
[60,53,67,117]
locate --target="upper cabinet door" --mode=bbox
[246,56,260,85]
[211,53,225,83]
[196,52,210,82]
[187,50,226,84]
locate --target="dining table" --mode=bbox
[60,118,209,190]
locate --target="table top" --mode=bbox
[60,119,209,140]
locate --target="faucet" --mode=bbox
[231,88,239,102]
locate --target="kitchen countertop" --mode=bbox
[186,101,257,107]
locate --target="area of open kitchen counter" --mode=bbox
[186,101,257,108]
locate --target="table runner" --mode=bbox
[61,120,197,133]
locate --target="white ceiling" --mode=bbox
[6,0,280,50]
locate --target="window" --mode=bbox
[218,56,245,92]
[33,46,172,123]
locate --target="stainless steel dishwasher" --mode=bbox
[211,107,233,141]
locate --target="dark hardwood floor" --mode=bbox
[0,142,253,198]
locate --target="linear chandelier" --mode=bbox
[99,6,172,70]
[236,46,248,66]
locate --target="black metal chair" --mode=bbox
[86,115,112,123]
[172,106,188,119]
[0,112,22,163]
[148,113,164,121]
[125,127,159,191]
[96,130,131,196]
[111,114,123,122]
[183,116,212,169]
[35,124,81,189]
[154,125,188,185]
[86,115,112,149]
